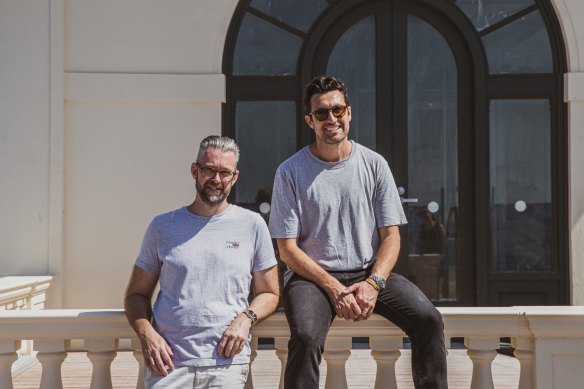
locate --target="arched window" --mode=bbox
[223,0,568,306]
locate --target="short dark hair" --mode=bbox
[303,76,350,114]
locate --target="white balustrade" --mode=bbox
[0,307,584,388]
[465,337,498,389]
[86,338,118,389]
[35,339,67,389]
[131,337,145,389]
[0,340,20,389]
[244,337,258,389]
[274,337,288,389]
[323,336,351,389]
[512,337,534,389]
[370,336,401,389]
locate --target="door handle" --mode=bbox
[400,197,419,203]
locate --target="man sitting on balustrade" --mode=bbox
[124,135,280,389]
[268,76,448,389]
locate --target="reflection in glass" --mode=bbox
[233,13,302,75]
[483,11,553,74]
[490,100,552,272]
[456,0,534,31]
[327,17,376,150]
[407,16,458,302]
[235,101,297,219]
[250,0,328,32]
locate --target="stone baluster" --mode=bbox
[370,336,401,389]
[86,338,118,389]
[244,337,258,389]
[131,338,144,389]
[0,340,21,389]
[274,338,289,389]
[323,336,351,389]
[35,339,67,389]
[274,337,289,389]
[464,337,498,389]
[512,337,534,389]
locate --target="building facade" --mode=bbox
[1,0,583,308]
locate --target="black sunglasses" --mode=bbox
[309,105,347,121]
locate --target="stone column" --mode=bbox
[323,336,351,389]
[370,336,401,389]
[464,337,498,389]
[86,338,118,389]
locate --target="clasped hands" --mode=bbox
[332,281,380,321]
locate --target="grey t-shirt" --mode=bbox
[269,141,406,278]
[135,205,277,367]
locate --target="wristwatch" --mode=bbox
[368,274,387,290]
[242,309,258,325]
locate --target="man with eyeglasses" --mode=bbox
[269,76,448,388]
[124,135,280,388]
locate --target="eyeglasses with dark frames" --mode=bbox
[195,163,236,182]
[309,105,347,121]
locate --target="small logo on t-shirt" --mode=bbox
[225,241,240,249]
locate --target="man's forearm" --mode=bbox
[124,294,155,337]
[370,227,401,280]
[278,242,343,297]
[247,291,279,322]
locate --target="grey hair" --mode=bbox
[196,135,240,164]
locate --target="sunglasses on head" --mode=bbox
[309,105,347,121]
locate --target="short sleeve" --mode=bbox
[268,165,301,238]
[374,158,408,227]
[252,216,278,273]
[135,219,162,274]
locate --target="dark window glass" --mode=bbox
[250,0,329,32]
[327,16,376,150]
[456,0,535,31]
[233,13,303,75]
[235,101,297,216]
[407,15,459,302]
[490,99,552,272]
[482,10,553,74]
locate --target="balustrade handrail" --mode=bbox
[0,276,53,310]
[1,306,584,389]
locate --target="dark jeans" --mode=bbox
[283,269,448,389]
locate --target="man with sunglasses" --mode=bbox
[269,76,447,388]
[124,135,280,388]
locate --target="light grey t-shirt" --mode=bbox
[269,141,406,277]
[135,205,277,367]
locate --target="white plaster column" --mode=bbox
[244,337,258,389]
[370,336,401,389]
[131,337,144,389]
[464,337,498,389]
[86,338,118,389]
[274,337,289,389]
[511,337,534,389]
[0,340,21,389]
[35,339,67,389]
[323,336,351,389]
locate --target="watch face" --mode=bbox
[369,275,386,289]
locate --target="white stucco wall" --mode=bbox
[552,0,584,304]
[1,0,583,307]
[60,0,238,308]
[0,2,51,275]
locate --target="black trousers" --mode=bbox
[283,270,448,389]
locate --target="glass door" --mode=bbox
[404,15,459,303]
[315,1,475,305]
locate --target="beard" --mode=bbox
[196,181,230,206]
[318,125,348,144]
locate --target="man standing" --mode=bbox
[269,76,448,388]
[125,135,280,388]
